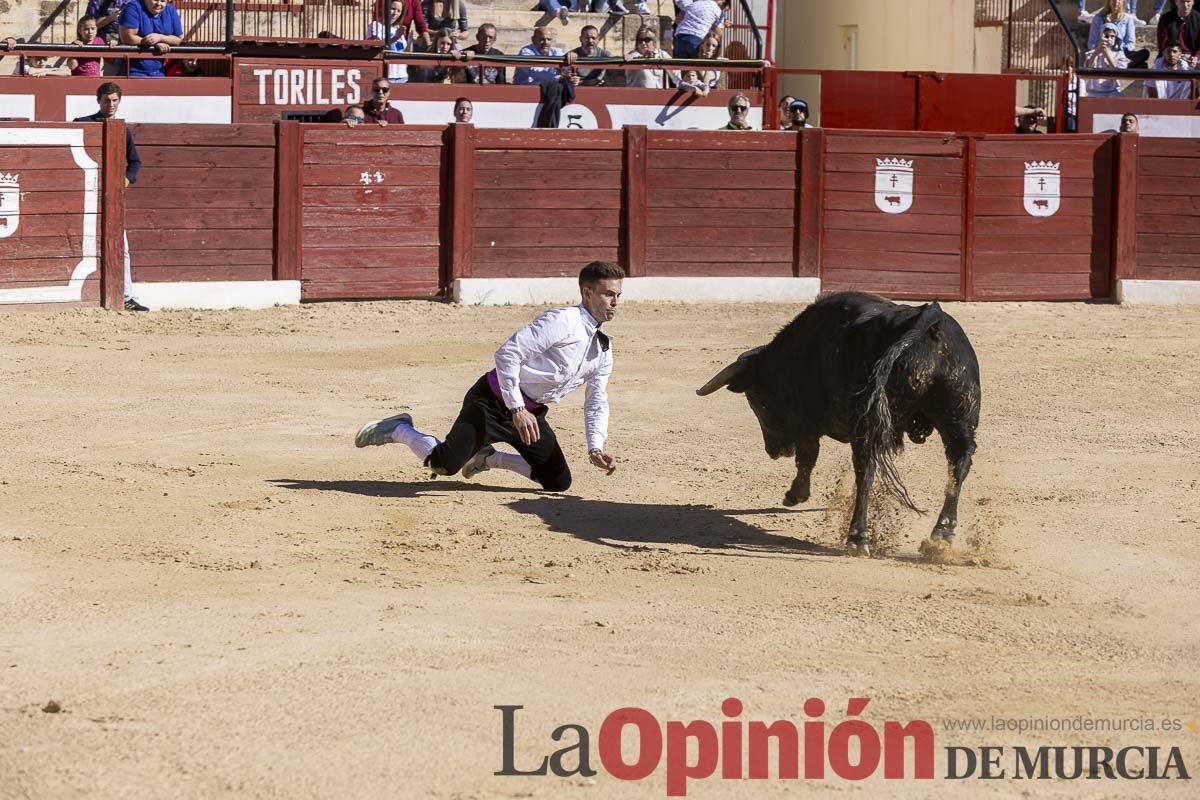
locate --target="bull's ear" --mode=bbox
[925,301,943,339]
[696,346,764,396]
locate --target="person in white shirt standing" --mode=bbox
[355,261,624,491]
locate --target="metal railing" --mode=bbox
[974,0,1078,73]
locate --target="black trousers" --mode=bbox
[426,375,572,492]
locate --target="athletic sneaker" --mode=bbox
[635,1,650,13]
[1133,16,1147,25]
[1079,10,1093,21]
[124,297,148,311]
[462,445,495,479]
[1149,13,1160,25]
[611,0,630,13]
[354,413,413,447]
[559,5,569,24]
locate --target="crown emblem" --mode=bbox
[1024,161,1060,173]
[0,173,18,187]
[876,157,913,171]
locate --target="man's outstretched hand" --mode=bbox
[512,407,540,446]
[589,449,616,475]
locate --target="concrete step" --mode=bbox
[473,8,669,59]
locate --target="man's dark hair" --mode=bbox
[454,96,472,106]
[579,261,625,287]
[96,81,122,100]
[581,24,599,35]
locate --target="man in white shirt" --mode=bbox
[355,261,623,491]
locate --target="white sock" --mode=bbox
[486,449,533,479]
[390,423,440,462]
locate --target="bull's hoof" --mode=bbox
[918,537,952,560]
[845,540,872,558]
[783,490,808,507]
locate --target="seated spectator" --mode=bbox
[411,30,467,83]
[164,57,202,76]
[1156,0,1200,65]
[87,0,132,44]
[423,0,468,42]
[69,16,108,77]
[1144,42,1194,95]
[1088,0,1150,67]
[1120,111,1140,130]
[362,76,405,124]
[571,25,611,87]
[673,0,727,59]
[624,27,680,89]
[788,98,814,129]
[368,0,410,84]
[119,0,183,78]
[1015,106,1046,133]
[342,104,367,127]
[453,96,473,122]
[463,23,506,84]
[1085,22,1131,95]
[718,93,753,130]
[776,94,796,129]
[679,33,723,95]
[514,26,575,86]
[11,53,72,76]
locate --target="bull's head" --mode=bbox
[696,347,794,460]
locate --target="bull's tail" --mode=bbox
[860,302,943,513]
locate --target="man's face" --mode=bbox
[455,101,472,122]
[778,97,794,125]
[582,279,622,324]
[98,92,121,118]
[1178,0,1194,16]
[792,107,807,126]
[579,28,598,52]
[1166,45,1183,66]
[476,26,496,48]
[729,98,749,124]
[533,29,553,54]
[370,82,390,105]
[1121,115,1139,132]
[143,0,165,15]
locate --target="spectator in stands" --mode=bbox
[678,32,723,95]
[1085,22,1131,95]
[1120,111,1140,130]
[1156,0,1200,63]
[463,23,506,84]
[1144,42,1194,95]
[788,98,813,129]
[11,53,72,76]
[514,26,576,86]
[777,94,796,129]
[1015,106,1046,133]
[69,16,108,77]
[571,25,612,87]
[368,0,411,84]
[624,27,680,89]
[119,0,182,78]
[673,0,727,58]
[453,96,473,122]
[1089,0,1151,67]
[423,0,469,42]
[74,82,147,311]
[87,0,132,44]
[363,76,406,124]
[1150,1,1172,25]
[317,30,338,39]
[342,104,367,127]
[718,92,753,130]
[164,57,202,76]
[411,30,467,83]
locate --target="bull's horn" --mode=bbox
[695,346,764,396]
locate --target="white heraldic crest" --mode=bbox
[1024,161,1060,217]
[874,157,913,214]
[0,173,18,239]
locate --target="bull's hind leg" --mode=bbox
[783,437,820,507]
[930,427,976,545]
[846,443,876,557]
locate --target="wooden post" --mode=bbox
[1111,131,1138,296]
[273,120,302,282]
[796,127,823,278]
[960,135,977,302]
[100,119,126,310]
[446,122,476,287]
[622,125,647,277]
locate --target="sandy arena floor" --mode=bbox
[1,299,1197,798]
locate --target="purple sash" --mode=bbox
[486,369,543,412]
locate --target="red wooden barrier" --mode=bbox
[1133,137,1200,283]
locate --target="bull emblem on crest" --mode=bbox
[874,158,913,214]
[0,172,19,239]
[1024,161,1061,217]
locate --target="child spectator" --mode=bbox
[164,57,202,76]
[411,30,466,83]
[1144,42,1194,96]
[1085,22,1131,95]
[678,32,723,95]
[87,0,131,44]
[367,0,410,84]
[1088,0,1150,67]
[12,53,71,76]
[69,16,107,77]
[342,104,367,127]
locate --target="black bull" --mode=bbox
[697,292,981,557]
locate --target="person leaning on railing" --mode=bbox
[119,0,182,78]
[623,27,680,89]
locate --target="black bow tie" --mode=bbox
[596,330,610,352]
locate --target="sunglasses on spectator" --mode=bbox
[637,37,655,42]
[732,105,749,111]
[373,86,390,93]
[346,115,365,122]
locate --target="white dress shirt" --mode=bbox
[494,304,613,452]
